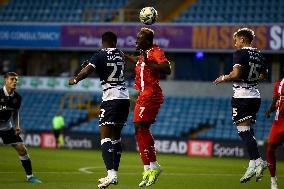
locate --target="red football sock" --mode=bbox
[135,132,150,165]
[139,127,157,162]
[267,145,276,177]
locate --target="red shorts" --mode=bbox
[268,119,284,144]
[133,94,163,124]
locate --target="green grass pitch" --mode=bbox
[0,146,283,189]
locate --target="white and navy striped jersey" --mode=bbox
[89,48,129,102]
[0,87,21,131]
[232,47,267,98]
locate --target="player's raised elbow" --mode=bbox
[229,66,241,80]
[164,62,172,75]
[230,72,240,80]
[164,66,171,75]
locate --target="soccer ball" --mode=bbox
[139,7,158,25]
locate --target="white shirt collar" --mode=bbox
[3,86,14,97]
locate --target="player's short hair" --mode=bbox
[233,28,255,44]
[4,72,18,79]
[102,31,117,45]
[140,27,154,43]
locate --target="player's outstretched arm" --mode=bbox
[265,97,278,118]
[142,51,171,75]
[69,62,94,85]
[213,65,241,85]
[124,54,138,64]
[147,61,171,75]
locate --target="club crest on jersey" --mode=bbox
[0,105,7,110]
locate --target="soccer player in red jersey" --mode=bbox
[125,27,171,187]
[265,77,284,189]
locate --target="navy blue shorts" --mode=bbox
[99,99,130,126]
[0,128,23,144]
[231,97,261,124]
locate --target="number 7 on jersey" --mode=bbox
[139,107,145,118]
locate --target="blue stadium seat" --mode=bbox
[174,0,282,23]
[0,0,129,22]
[18,90,273,140]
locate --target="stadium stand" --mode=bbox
[173,0,284,23]
[0,0,129,22]
[1,0,279,143]
[19,90,274,141]
[3,0,283,23]
[20,90,90,131]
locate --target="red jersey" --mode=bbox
[134,44,168,96]
[273,78,284,121]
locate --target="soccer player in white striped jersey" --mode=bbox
[69,32,129,189]
[214,28,268,183]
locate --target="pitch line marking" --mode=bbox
[0,170,283,178]
[78,166,102,174]
[77,166,284,177]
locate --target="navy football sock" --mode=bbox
[101,138,113,170]
[112,139,122,171]
[238,130,260,160]
[19,155,32,176]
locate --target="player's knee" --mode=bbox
[15,145,27,156]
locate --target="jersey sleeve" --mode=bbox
[233,50,244,67]
[273,81,280,99]
[89,51,102,68]
[150,48,168,64]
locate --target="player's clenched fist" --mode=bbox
[68,78,77,85]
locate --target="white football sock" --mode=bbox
[26,174,33,179]
[144,165,150,171]
[150,161,159,170]
[271,177,277,182]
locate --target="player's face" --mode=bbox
[5,76,18,90]
[136,32,147,50]
[234,36,244,49]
